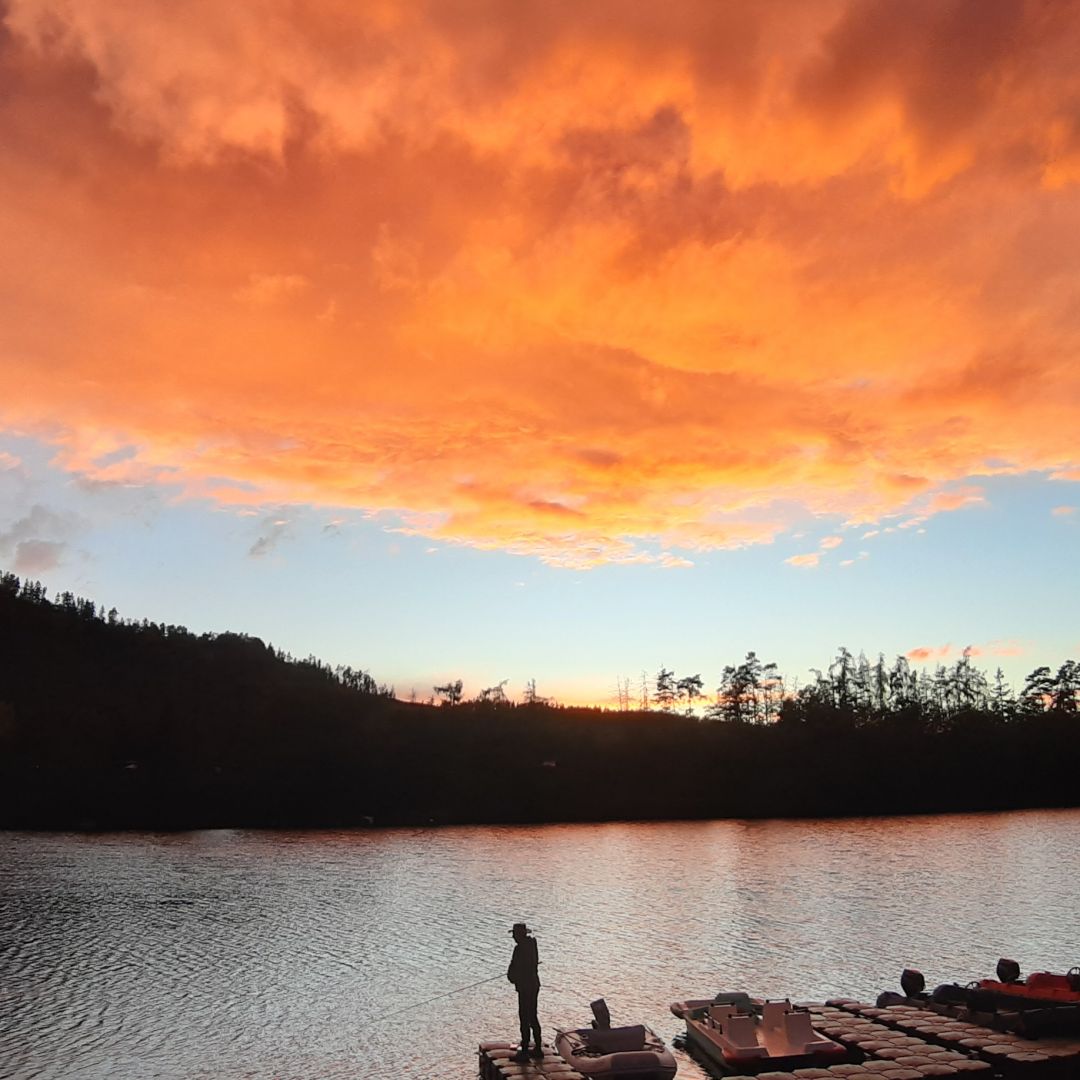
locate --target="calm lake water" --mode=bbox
[1,809,1078,1080]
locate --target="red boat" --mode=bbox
[977,963,1080,1008]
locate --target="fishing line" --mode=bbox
[359,972,507,1027]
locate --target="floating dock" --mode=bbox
[478,1041,583,1079]
[807,999,1080,1078]
[480,998,1080,1079]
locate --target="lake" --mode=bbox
[1,809,1078,1079]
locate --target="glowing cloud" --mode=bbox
[907,644,958,662]
[907,640,1027,662]
[3,2,1080,565]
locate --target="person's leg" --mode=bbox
[517,990,530,1049]
[524,985,541,1053]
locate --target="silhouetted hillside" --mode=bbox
[1,572,1078,829]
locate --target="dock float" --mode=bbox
[816,999,1080,1078]
[483,1000,1080,1079]
[478,1041,584,1079]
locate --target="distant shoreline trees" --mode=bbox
[4,570,1078,729]
[1,569,1078,829]
[610,648,1078,731]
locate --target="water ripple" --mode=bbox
[1,810,1079,1079]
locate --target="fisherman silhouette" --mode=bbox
[507,922,542,1061]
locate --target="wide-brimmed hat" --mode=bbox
[509,922,532,935]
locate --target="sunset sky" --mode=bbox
[2,1,1079,706]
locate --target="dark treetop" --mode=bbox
[1,572,1077,829]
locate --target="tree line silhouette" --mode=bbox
[622,648,1079,728]
[1,572,1077,829]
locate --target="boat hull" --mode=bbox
[933,976,1080,1015]
[979,975,1080,1008]
[554,1024,676,1080]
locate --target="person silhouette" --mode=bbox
[507,922,542,1061]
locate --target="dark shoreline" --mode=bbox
[5,787,1078,834]
[3,573,1079,833]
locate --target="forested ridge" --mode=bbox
[1,572,1077,829]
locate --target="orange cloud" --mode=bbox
[895,486,987,530]
[2,2,1080,564]
[907,644,962,662]
[1052,505,1077,516]
[234,273,310,307]
[923,487,987,514]
[786,553,821,569]
[907,640,1026,662]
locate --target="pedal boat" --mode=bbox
[672,997,846,1074]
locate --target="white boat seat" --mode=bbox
[718,1013,767,1058]
[762,1001,789,1030]
[783,1009,825,1051]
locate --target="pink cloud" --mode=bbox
[924,487,987,514]
[907,645,951,662]
[908,640,1026,662]
[895,486,987,531]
